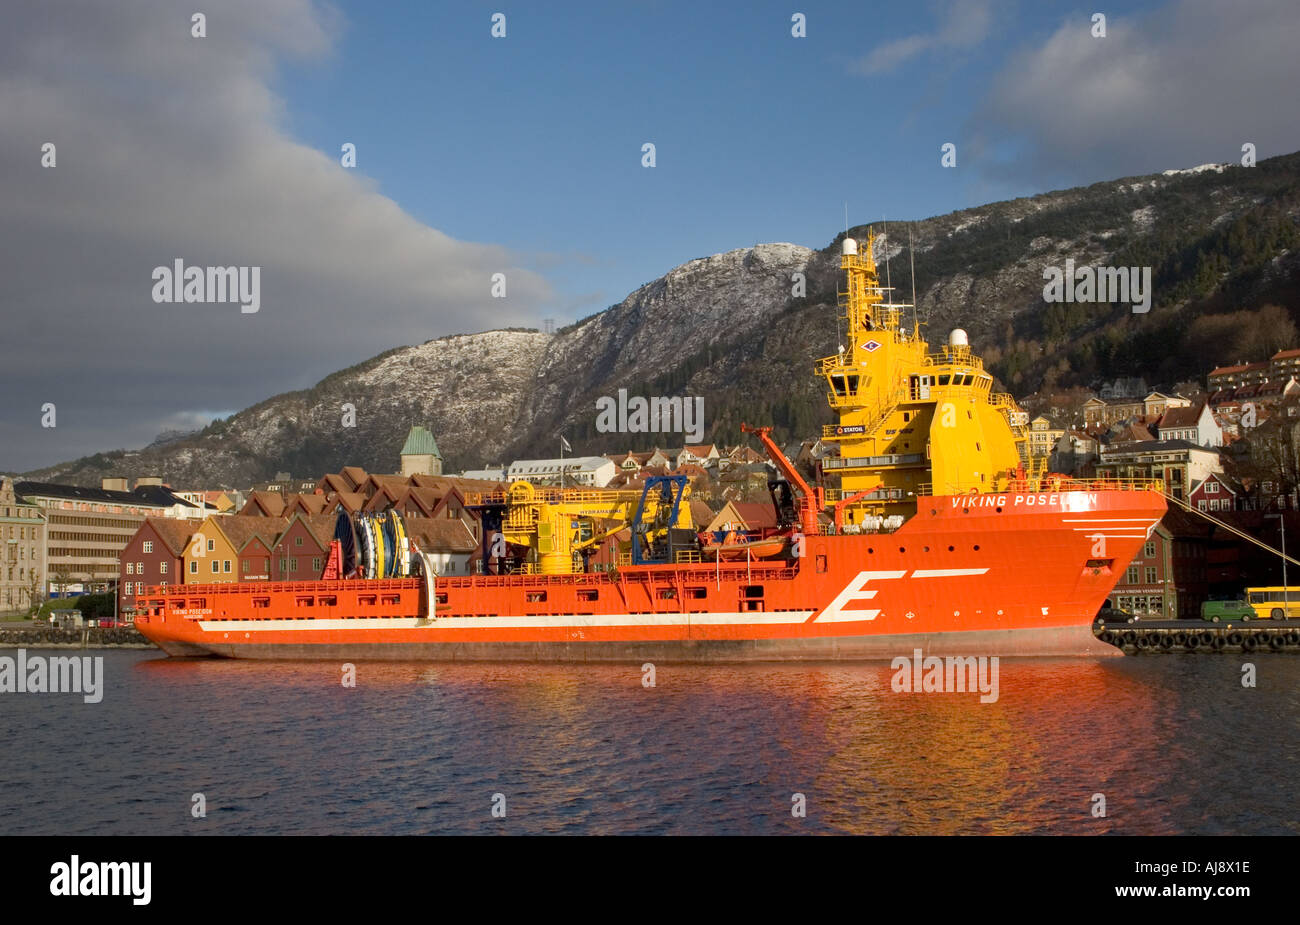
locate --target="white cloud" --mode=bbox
[0,0,553,471]
[974,0,1300,184]
[853,1,993,75]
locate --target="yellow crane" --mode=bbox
[464,477,695,574]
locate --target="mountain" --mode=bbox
[25,152,1300,488]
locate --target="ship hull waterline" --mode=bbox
[134,489,1163,661]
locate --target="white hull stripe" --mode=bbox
[911,568,990,578]
[198,611,816,632]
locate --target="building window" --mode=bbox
[1144,541,1156,559]
[223,560,231,573]
[312,557,321,572]
[126,562,134,575]
[1146,567,1158,584]
[1206,481,1218,494]
[160,562,167,574]
[1198,500,1207,511]
[290,559,298,572]
[143,541,153,553]
[207,538,215,552]
[242,560,249,573]
[295,536,303,546]
[211,560,219,573]
[190,561,197,574]
[1126,565,1140,585]
[136,562,143,573]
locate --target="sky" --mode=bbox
[3,0,1299,472]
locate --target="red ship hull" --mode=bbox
[134,488,1163,661]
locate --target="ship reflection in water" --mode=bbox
[1,650,1295,835]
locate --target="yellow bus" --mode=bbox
[1244,587,1300,620]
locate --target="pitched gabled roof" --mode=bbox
[143,517,195,556]
[286,493,330,515]
[316,473,351,494]
[726,502,779,530]
[340,466,369,490]
[407,517,477,553]
[331,491,367,513]
[1271,348,1300,361]
[1111,421,1156,443]
[1156,404,1205,429]
[240,490,286,517]
[216,516,285,553]
[364,474,411,497]
[272,512,338,550]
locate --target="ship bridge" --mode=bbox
[817,232,1035,525]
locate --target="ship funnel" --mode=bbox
[842,237,858,256]
[949,328,968,347]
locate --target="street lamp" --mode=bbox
[1266,512,1288,618]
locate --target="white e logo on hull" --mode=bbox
[817,570,906,623]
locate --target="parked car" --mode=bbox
[1096,603,1137,624]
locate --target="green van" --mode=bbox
[1200,599,1253,623]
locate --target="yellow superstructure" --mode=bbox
[818,232,1035,522]
[464,480,695,574]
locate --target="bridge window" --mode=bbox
[578,589,599,601]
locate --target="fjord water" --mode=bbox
[1,650,1296,835]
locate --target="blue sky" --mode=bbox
[276,0,1171,324]
[5,0,1298,470]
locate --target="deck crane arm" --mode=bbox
[741,424,823,536]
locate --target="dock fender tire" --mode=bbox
[1211,637,1226,651]
[1199,632,1215,646]
[1099,631,1115,645]
[1227,632,1243,646]
[1288,632,1300,645]
[1269,635,1286,651]
[1241,636,1257,652]
[1159,635,1175,649]
[1174,632,1188,646]
[1122,631,1139,648]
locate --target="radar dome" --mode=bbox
[842,238,858,256]
[949,329,968,347]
